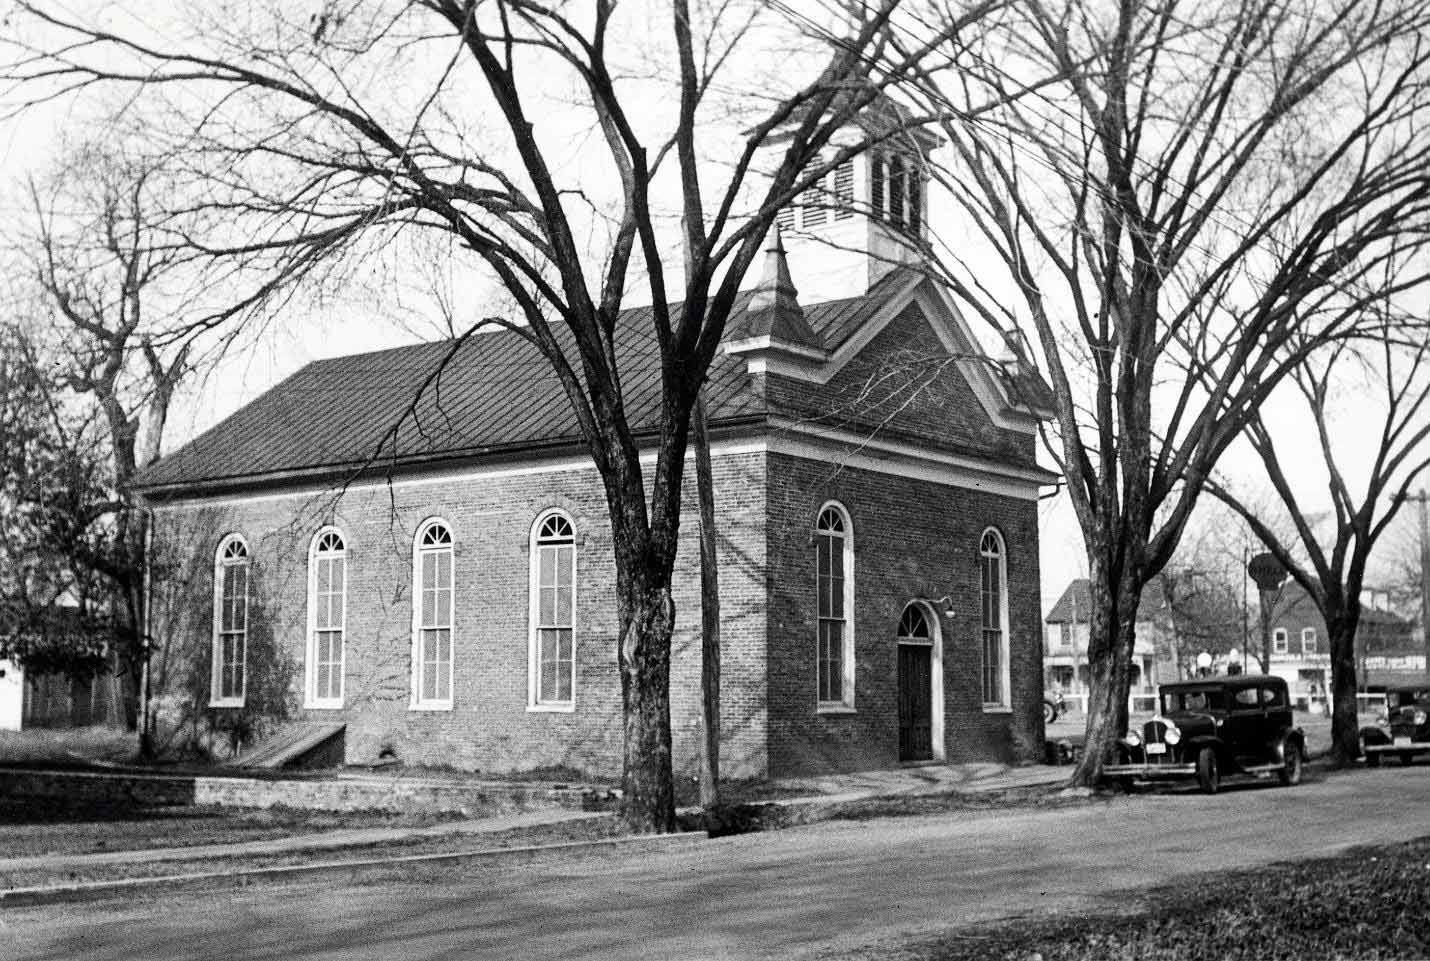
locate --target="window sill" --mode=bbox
[816,703,857,715]
[409,701,453,712]
[982,705,1013,714]
[304,701,344,711]
[209,698,245,709]
[527,702,576,713]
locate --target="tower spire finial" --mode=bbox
[736,223,822,349]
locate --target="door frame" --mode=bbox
[897,601,945,762]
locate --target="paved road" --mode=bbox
[7,767,1430,961]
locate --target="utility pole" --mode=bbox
[1418,490,1429,679]
[1242,542,1250,671]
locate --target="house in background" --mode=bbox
[1043,578,1172,713]
[132,115,1059,779]
[1,605,124,730]
[1262,582,1418,712]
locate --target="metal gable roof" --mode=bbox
[133,286,905,496]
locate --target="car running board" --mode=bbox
[1239,762,1285,775]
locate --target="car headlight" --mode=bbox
[1125,731,1141,747]
[1377,714,1389,727]
[1415,710,1427,726]
[1164,725,1181,745]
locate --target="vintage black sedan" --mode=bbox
[1102,675,1306,794]
[1360,686,1430,766]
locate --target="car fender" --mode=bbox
[1184,734,1225,762]
[1360,726,1392,747]
[1275,730,1305,763]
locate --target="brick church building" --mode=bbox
[133,125,1057,779]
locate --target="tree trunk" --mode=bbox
[1326,607,1362,767]
[617,574,678,833]
[1070,563,1141,786]
[693,396,720,808]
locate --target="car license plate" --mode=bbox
[1146,743,1167,755]
[1394,736,1412,747]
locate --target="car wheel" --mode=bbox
[1196,747,1219,795]
[1400,752,1415,767]
[1043,701,1057,724]
[1279,741,1303,786]
[1365,751,1382,768]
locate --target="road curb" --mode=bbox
[0,832,704,908]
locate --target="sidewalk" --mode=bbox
[0,808,607,876]
[769,761,1071,802]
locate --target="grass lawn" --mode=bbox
[0,813,629,889]
[846,836,1430,961]
[0,727,140,766]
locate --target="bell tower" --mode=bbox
[761,101,940,303]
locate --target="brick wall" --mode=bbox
[763,299,1038,465]
[147,449,769,781]
[763,452,1044,775]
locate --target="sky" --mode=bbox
[1,0,1422,617]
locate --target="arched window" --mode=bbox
[816,503,855,710]
[412,519,454,709]
[898,604,931,641]
[530,511,576,709]
[212,535,250,707]
[979,528,1010,709]
[306,528,346,708]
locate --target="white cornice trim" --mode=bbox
[767,418,1056,500]
[723,334,828,363]
[146,438,768,511]
[146,425,1058,511]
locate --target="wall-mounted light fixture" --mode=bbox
[936,595,955,619]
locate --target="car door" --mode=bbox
[1224,686,1265,768]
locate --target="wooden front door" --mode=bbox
[898,643,933,761]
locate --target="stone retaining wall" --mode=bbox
[0,767,617,815]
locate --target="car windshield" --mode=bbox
[1387,689,1430,710]
[1162,689,1228,714]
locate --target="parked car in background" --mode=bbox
[1101,675,1305,794]
[1360,686,1430,767]
[1044,689,1065,724]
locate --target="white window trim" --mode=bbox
[980,527,1012,712]
[304,526,347,710]
[210,534,249,708]
[1301,627,1317,654]
[1273,628,1289,654]
[528,508,578,712]
[815,500,856,714]
[410,518,455,711]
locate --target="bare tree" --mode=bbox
[1208,328,1430,764]
[900,0,1430,783]
[2,142,204,741]
[4,0,992,829]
